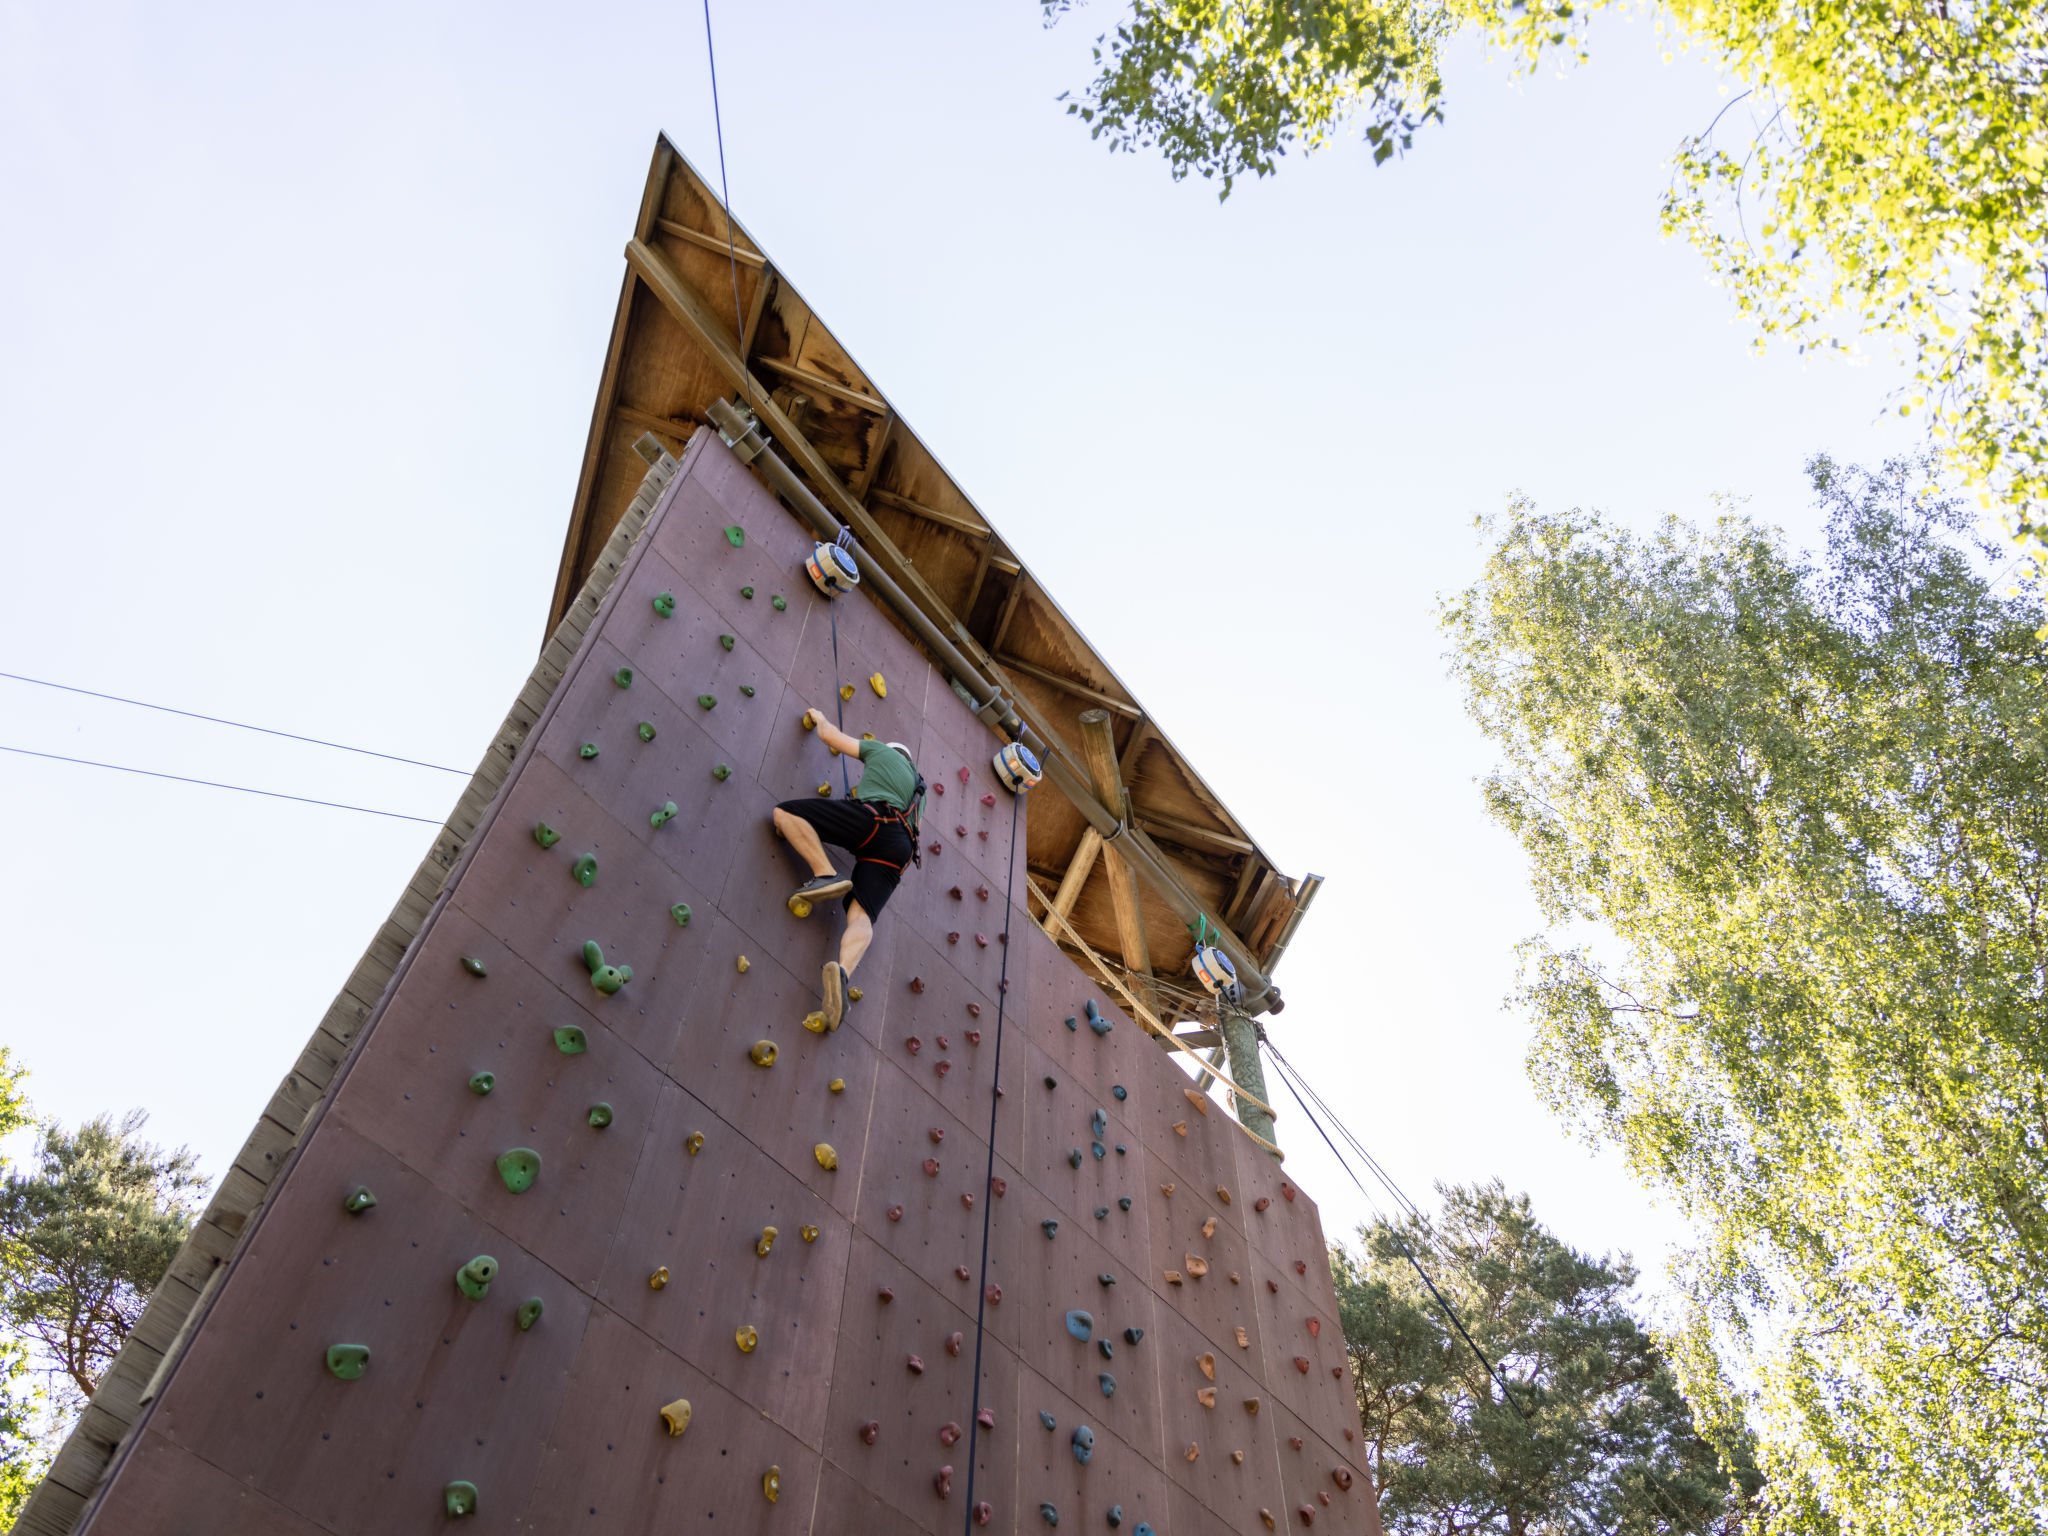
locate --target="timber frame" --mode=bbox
[553,137,1312,1007]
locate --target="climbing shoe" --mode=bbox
[822,960,847,1030]
[793,873,852,904]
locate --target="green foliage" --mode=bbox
[1337,1180,1741,1533]
[1443,456,2048,1533]
[0,1110,204,1403]
[0,1336,49,1532]
[1046,1,2048,564]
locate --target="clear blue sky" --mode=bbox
[0,1,1931,1306]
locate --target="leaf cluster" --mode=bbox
[1442,456,2048,1533]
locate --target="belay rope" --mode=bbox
[960,784,1024,1532]
[828,600,852,798]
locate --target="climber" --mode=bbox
[772,711,923,1027]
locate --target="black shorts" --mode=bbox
[776,797,915,921]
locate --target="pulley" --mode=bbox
[805,541,860,597]
[1190,944,1237,997]
[992,741,1042,793]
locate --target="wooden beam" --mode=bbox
[1118,717,1153,781]
[990,574,1028,653]
[868,485,989,537]
[960,535,998,624]
[655,216,767,268]
[550,271,640,635]
[850,408,895,500]
[994,653,1142,720]
[756,355,888,414]
[613,404,698,445]
[1049,828,1103,921]
[622,238,964,645]
[739,264,776,364]
[1133,812,1256,856]
[1078,708,1153,986]
[1224,855,1265,928]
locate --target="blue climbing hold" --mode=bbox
[1065,1016,1078,1032]
[1065,1310,1093,1342]
[1099,1373,1116,1397]
[1039,1410,1057,1431]
[1092,1142,1106,1160]
[1116,1144,1127,1155]
[1098,1339,1114,1359]
[1068,1149,1084,1169]
[1090,1108,1107,1137]
[1071,1425,1095,1464]
[1041,1504,1060,1527]
[1135,1525,1155,1536]
[1112,1084,1127,1101]
[1085,999,1109,1034]
[1043,1219,1059,1238]
[1123,1326,1143,1346]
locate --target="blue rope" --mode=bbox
[829,600,852,797]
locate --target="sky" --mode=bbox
[0,0,1936,1314]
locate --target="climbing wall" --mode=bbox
[77,432,1375,1536]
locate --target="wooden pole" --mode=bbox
[1077,709,1153,1008]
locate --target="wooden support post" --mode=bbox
[1048,828,1102,923]
[1077,709,1153,1002]
[1217,1000,1279,1156]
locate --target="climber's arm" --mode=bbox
[804,709,864,760]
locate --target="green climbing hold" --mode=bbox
[588,1102,613,1129]
[516,1297,544,1331]
[583,939,632,994]
[325,1343,370,1381]
[741,585,755,599]
[456,1255,499,1300]
[468,1072,495,1095]
[553,1025,588,1054]
[637,721,656,742]
[579,742,600,759]
[495,1149,540,1194]
[343,1185,376,1214]
[460,955,487,978]
[719,634,736,651]
[571,853,598,888]
[650,800,678,828]
[739,685,756,698]
[771,595,787,611]
[653,591,677,618]
[444,1481,479,1517]
[613,667,633,689]
[697,694,717,710]
[724,525,745,547]
[712,764,732,781]
[533,822,560,849]
[670,903,693,927]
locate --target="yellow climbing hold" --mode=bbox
[800,1224,819,1243]
[736,1324,759,1353]
[756,1226,778,1257]
[660,1398,692,1436]
[847,985,863,1002]
[814,1142,839,1170]
[1173,1121,1188,1137]
[868,672,886,697]
[762,1466,782,1504]
[686,1132,705,1155]
[737,955,751,973]
[750,1040,778,1067]
[817,783,833,797]
[828,1078,846,1094]
[649,1267,670,1290]
[839,684,855,701]
[801,710,818,732]
[802,1011,829,1034]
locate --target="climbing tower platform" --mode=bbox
[17,138,1363,1536]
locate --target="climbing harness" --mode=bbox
[991,740,1042,793]
[961,780,1027,1533]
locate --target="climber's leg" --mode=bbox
[773,802,854,902]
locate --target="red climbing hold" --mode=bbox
[958,767,970,783]
[879,1287,896,1303]
[1319,1493,1332,1506]
[956,1264,971,1279]
[945,1332,963,1357]
[989,1176,1006,1197]
[1332,1468,1353,1491]
[956,825,968,837]
[1282,1182,1297,1202]
[984,1282,1002,1304]
[860,1420,881,1445]
[887,1205,904,1223]
[979,829,989,840]
[1290,1437,1304,1451]
[910,976,926,994]
[1293,1357,1311,1374]
[934,781,945,795]
[907,1354,925,1374]
[975,885,989,900]
[923,1158,941,1177]
[976,1408,996,1430]
[948,931,961,944]
[1268,1279,1280,1293]
[1295,1260,1308,1276]
[933,1465,953,1498]
[930,1126,946,1144]
[1344,1429,1356,1443]
[906,1036,923,1054]
[975,1502,992,1526]
[967,1003,982,1018]
[974,933,989,947]
[1298,1505,1315,1526]
[965,1030,982,1045]
[936,1035,950,1050]
[939,1422,961,1446]
[961,1194,975,1210]
[929,842,942,855]
[1255,1197,1272,1212]
[949,886,963,900]
[1308,1317,1321,1338]
[935,1060,952,1077]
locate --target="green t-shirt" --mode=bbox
[853,740,917,812]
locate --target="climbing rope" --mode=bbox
[701,0,752,412]
[960,782,1024,1533]
[828,599,852,797]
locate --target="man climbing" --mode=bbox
[772,710,922,1027]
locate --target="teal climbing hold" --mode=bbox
[637,721,656,743]
[697,694,717,710]
[1087,1000,1111,1036]
[1042,1219,1059,1238]
[583,939,632,994]
[724,525,744,547]
[468,1072,495,1095]
[553,1025,588,1054]
[1134,1524,1154,1536]
[1099,1372,1116,1397]
[325,1343,370,1380]
[1065,1310,1092,1342]
[1092,1142,1106,1160]
[1112,1084,1127,1101]
[719,633,735,651]
[1067,1149,1083,1170]
[588,1102,613,1129]
[445,1481,479,1517]
[1118,1196,1132,1211]
[614,667,633,688]
[1044,1075,1058,1089]
[533,822,560,849]
[1065,1016,1078,1032]
[516,1297,544,1331]
[651,800,678,827]
[712,763,731,781]
[1038,1410,1056,1431]
[455,1255,498,1300]
[653,591,676,617]
[1098,1272,1117,1287]
[741,586,755,599]
[1091,1108,1107,1137]
[461,955,487,978]
[1116,1144,1127,1155]
[1098,1338,1114,1359]
[579,742,599,759]
[1094,1206,1109,1221]
[739,685,755,697]
[670,902,692,926]
[1072,1425,1095,1464]
[495,1149,540,1193]
[1122,1326,1143,1346]
[1040,1504,1059,1526]
[343,1186,376,1214]
[1108,1507,1122,1529]
[571,853,598,888]
[771,594,786,611]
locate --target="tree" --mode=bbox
[1337,1180,1742,1534]
[1042,2,2048,568]
[0,1110,203,1405]
[0,1050,45,1532]
[1442,456,2048,1533]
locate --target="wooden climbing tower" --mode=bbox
[15,138,1364,1536]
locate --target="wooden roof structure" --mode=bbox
[551,137,1312,1005]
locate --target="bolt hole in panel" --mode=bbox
[823,1236,1020,1534]
[74,430,1361,1536]
[1146,1301,1286,1525]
